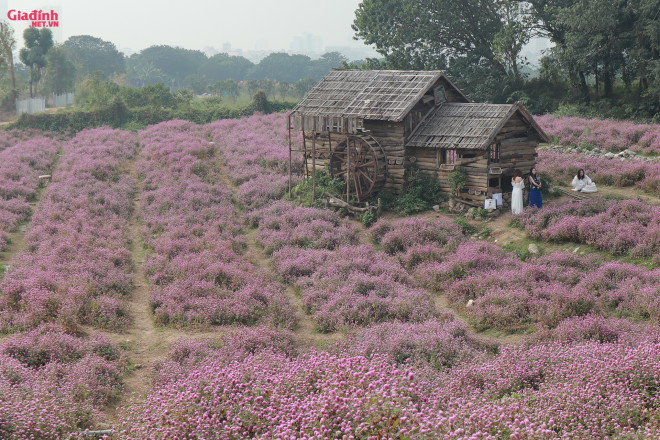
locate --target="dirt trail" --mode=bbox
[0,159,59,268]
[215,153,343,350]
[102,157,223,426]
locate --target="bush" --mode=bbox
[448,166,467,198]
[383,167,444,215]
[360,210,377,227]
[290,169,345,207]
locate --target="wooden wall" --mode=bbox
[302,120,406,193]
[404,113,539,207]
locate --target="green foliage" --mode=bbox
[503,242,534,260]
[448,166,467,198]
[397,193,430,215]
[291,169,345,207]
[480,227,492,238]
[62,35,125,79]
[360,210,378,227]
[380,167,444,215]
[454,217,475,235]
[44,46,75,94]
[472,208,489,219]
[19,27,53,96]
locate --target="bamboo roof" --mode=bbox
[406,102,550,150]
[291,70,468,130]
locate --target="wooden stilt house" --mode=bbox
[288,70,549,206]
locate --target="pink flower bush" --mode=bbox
[335,319,494,369]
[0,324,125,439]
[0,127,137,331]
[537,150,660,194]
[137,120,295,328]
[536,114,660,155]
[152,325,298,385]
[118,340,660,439]
[0,136,60,251]
[518,198,660,260]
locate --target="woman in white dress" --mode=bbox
[511,169,524,214]
[572,169,598,193]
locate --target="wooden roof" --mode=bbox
[291,70,468,125]
[406,102,550,150]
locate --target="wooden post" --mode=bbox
[302,130,308,179]
[312,120,316,201]
[288,115,292,199]
[346,134,350,203]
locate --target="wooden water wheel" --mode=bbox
[329,135,387,202]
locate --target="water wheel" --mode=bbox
[329,135,387,202]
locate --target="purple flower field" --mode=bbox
[0,128,137,332]
[0,136,60,251]
[518,198,660,261]
[1,114,660,438]
[137,120,295,328]
[536,114,660,155]
[537,150,660,194]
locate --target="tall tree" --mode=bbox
[128,45,206,88]
[44,46,75,94]
[62,35,125,80]
[0,21,17,103]
[199,53,253,82]
[19,28,53,97]
[352,0,518,72]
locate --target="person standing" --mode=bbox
[511,169,524,214]
[528,166,542,208]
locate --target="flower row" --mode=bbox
[0,127,138,332]
[137,120,295,328]
[536,114,660,155]
[0,136,61,251]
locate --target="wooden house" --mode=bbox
[288,70,549,207]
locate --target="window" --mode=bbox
[444,149,457,164]
[489,142,501,163]
[434,86,446,105]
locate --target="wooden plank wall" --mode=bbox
[407,147,490,202]
[490,114,539,180]
[301,120,407,194]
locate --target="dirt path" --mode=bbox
[101,156,223,427]
[215,152,343,350]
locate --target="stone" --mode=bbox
[573,246,580,253]
[528,243,539,254]
[432,204,440,212]
[448,199,455,209]
[605,152,615,159]
[466,299,474,307]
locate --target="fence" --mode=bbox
[52,92,74,108]
[16,92,74,116]
[16,97,45,116]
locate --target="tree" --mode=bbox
[352,0,506,71]
[247,53,314,82]
[183,73,209,94]
[19,28,53,96]
[44,46,75,94]
[199,53,253,81]
[127,45,206,88]
[62,35,125,80]
[0,21,17,103]
[308,52,348,79]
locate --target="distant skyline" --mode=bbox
[1,0,379,58]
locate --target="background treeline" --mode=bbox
[2,0,659,125]
[0,30,350,109]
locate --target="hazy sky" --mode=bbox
[4,0,377,54]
